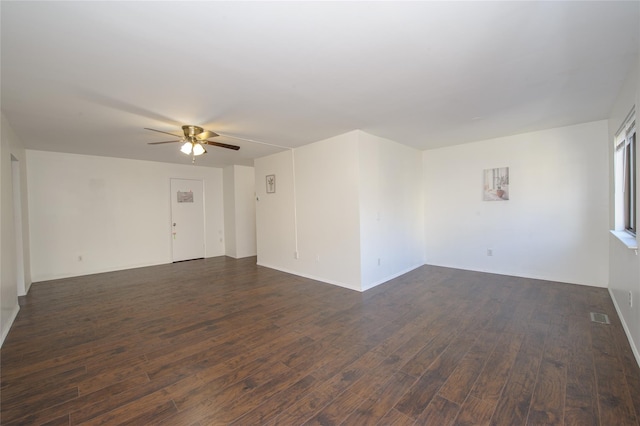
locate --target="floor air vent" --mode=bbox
[590,312,610,324]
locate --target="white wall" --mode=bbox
[424,120,610,288]
[1,113,31,346]
[293,132,362,290]
[233,166,257,258]
[255,150,298,274]
[358,132,424,290]
[27,150,225,282]
[608,56,640,366]
[223,166,237,257]
[223,165,256,259]
[256,133,362,290]
[255,130,424,291]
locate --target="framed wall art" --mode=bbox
[266,174,276,193]
[483,167,509,201]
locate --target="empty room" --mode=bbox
[1,1,640,425]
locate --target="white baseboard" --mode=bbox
[1,303,20,348]
[423,261,607,288]
[255,262,360,292]
[361,263,424,291]
[609,288,640,368]
[255,262,423,292]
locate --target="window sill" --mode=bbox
[611,230,638,249]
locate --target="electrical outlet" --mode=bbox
[487,249,493,256]
[78,255,83,262]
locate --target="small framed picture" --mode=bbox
[483,167,509,201]
[266,174,276,193]
[177,190,194,203]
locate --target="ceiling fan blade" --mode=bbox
[144,128,183,138]
[203,141,241,151]
[195,130,219,141]
[216,132,290,149]
[147,140,181,145]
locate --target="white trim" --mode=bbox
[30,260,168,283]
[615,107,636,138]
[361,263,424,291]
[422,262,607,288]
[610,230,638,250]
[291,150,299,257]
[256,262,424,292]
[0,304,20,348]
[11,156,26,296]
[256,261,361,292]
[609,288,640,368]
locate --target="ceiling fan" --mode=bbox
[145,125,240,162]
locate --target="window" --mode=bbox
[615,109,636,236]
[623,132,636,233]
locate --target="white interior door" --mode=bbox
[170,178,205,262]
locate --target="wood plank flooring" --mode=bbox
[2,257,639,425]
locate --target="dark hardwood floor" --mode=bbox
[1,257,639,425]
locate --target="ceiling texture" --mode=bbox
[2,1,639,168]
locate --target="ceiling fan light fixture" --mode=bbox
[146,126,239,159]
[192,143,206,156]
[180,141,193,155]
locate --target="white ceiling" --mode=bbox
[2,1,638,168]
